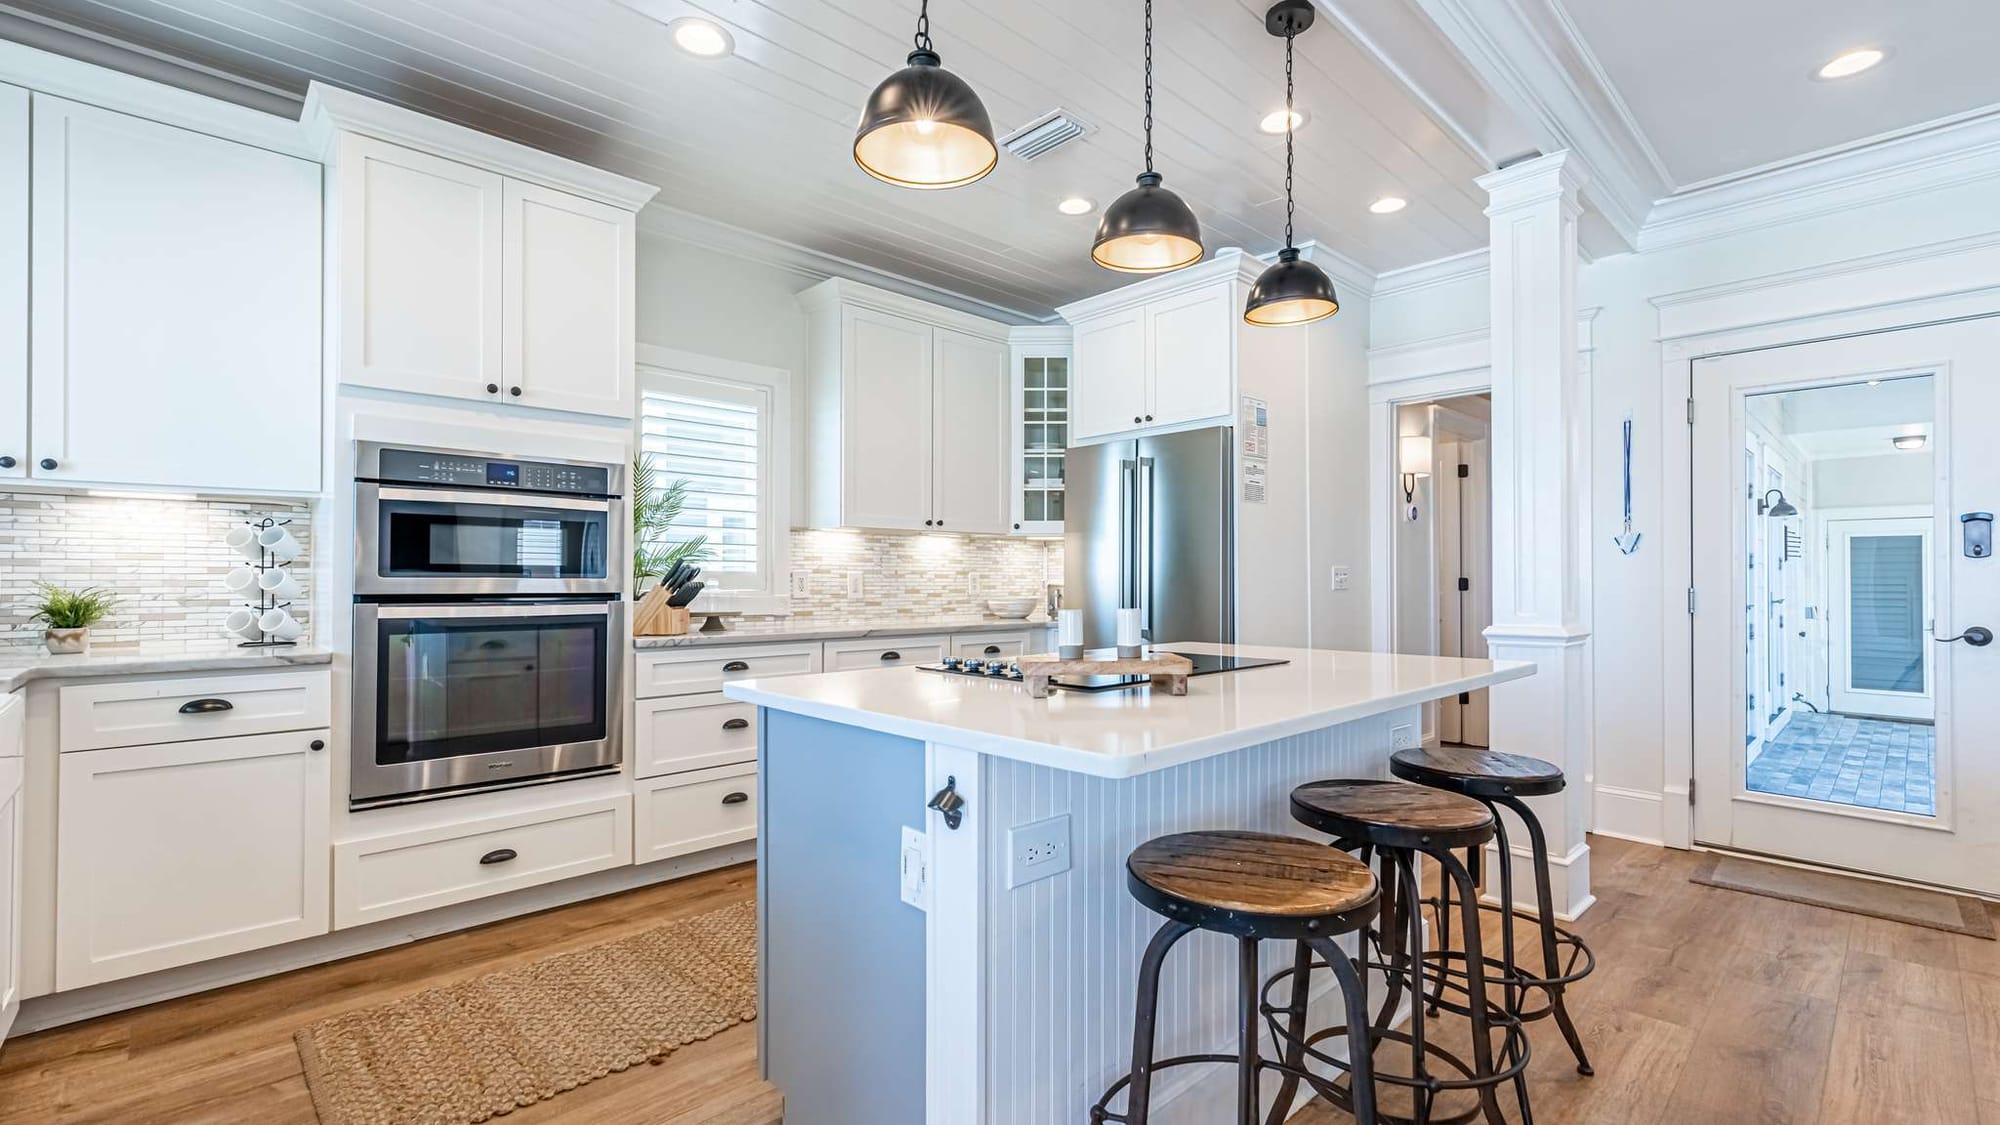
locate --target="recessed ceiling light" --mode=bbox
[1892,433,1927,451]
[1369,196,1408,215]
[1259,109,1306,135]
[1056,196,1095,215]
[1816,48,1884,80]
[669,17,735,58]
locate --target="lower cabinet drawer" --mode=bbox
[635,765,757,865]
[333,794,631,929]
[821,635,949,671]
[635,693,758,779]
[950,631,1033,660]
[58,670,330,752]
[634,643,821,699]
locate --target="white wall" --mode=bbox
[1305,290,1376,650]
[1814,452,1933,509]
[1369,171,2000,846]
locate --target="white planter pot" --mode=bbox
[44,627,89,655]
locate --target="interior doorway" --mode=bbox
[1394,395,1493,748]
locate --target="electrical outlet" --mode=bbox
[1007,814,1071,888]
[790,570,811,598]
[1330,566,1351,592]
[967,573,980,596]
[900,826,929,910]
[1390,723,1418,750]
[847,572,865,598]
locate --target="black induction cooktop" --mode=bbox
[913,650,1288,693]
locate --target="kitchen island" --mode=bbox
[724,642,1533,1125]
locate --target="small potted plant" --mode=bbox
[28,584,116,655]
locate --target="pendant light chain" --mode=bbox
[1283,31,1295,249]
[913,0,933,53]
[1143,0,1154,173]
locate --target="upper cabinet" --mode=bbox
[1058,256,1255,444]
[802,280,1012,535]
[307,84,655,421]
[1008,328,1072,535]
[18,94,321,493]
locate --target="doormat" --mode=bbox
[1692,852,1994,939]
[295,899,758,1125]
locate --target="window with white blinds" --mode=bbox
[638,375,768,583]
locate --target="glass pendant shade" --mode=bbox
[853,50,998,189]
[1091,172,1205,273]
[1244,246,1339,326]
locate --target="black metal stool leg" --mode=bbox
[1125,919,1194,1125]
[1426,849,1450,1017]
[1308,935,1379,1125]
[1240,936,1264,1125]
[1398,851,1438,1125]
[1491,814,1520,1024]
[1439,850,1510,1125]
[1500,794,1595,1077]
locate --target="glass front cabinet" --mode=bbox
[1009,330,1072,535]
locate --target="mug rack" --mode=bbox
[236,516,298,648]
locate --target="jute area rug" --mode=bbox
[1692,852,1994,939]
[295,899,758,1125]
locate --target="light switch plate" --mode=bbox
[847,572,865,598]
[1007,814,1071,888]
[1331,566,1351,592]
[900,826,929,911]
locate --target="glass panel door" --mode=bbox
[1018,355,1067,532]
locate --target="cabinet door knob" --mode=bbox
[178,698,234,715]
[880,650,902,661]
[722,717,750,731]
[1144,414,1153,422]
[721,791,750,806]
[309,739,326,751]
[1012,522,1021,530]
[0,456,14,469]
[924,519,934,526]
[39,458,57,471]
[479,848,518,865]
[486,383,499,394]
[1134,415,1142,424]
[722,660,751,672]
[508,386,522,397]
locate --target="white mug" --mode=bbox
[256,568,302,601]
[223,566,259,600]
[224,525,261,561]
[256,525,302,561]
[224,608,263,641]
[257,608,303,641]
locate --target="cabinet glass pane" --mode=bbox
[1024,358,1044,388]
[1024,492,1044,521]
[1046,491,1063,520]
[1050,454,1064,482]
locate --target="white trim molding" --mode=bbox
[1481,837,1595,922]
[1591,784,1665,847]
[1372,248,1490,300]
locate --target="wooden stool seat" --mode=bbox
[1127,831,1379,939]
[1290,779,1495,852]
[1389,747,1565,799]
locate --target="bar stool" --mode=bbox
[1389,748,1596,1077]
[1283,779,1530,1125]
[1090,830,1382,1125]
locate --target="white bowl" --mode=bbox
[986,597,1037,619]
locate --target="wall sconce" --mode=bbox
[1757,488,1798,518]
[1399,432,1432,521]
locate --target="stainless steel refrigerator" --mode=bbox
[1063,426,1234,649]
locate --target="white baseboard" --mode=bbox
[1592,784,1666,846]
[1479,839,1595,921]
[16,843,755,1035]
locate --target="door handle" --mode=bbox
[1935,626,1993,647]
[479,848,518,865]
[178,698,234,715]
[880,651,901,661]
[723,717,750,731]
[721,791,750,806]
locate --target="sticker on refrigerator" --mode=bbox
[1242,458,1268,504]
[1240,395,1269,458]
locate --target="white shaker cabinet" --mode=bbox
[28,95,322,493]
[1061,266,1242,443]
[56,728,331,989]
[802,279,1011,534]
[503,179,636,418]
[0,84,24,483]
[1071,308,1147,441]
[334,134,505,403]
[1145,283,1235,428]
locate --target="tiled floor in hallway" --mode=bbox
[1747,711,1936,815]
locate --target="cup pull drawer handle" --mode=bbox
[984,645,1002,654]
[479,848,518,865]
[178,698,234,715]
[721,792,750,806]
[722,660,750,673]
[723,717,750,731]
[880,651,901,661]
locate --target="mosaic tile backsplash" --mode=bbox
[0,492,313,651]
[784,529,1061,619]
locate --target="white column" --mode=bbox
[1478,152,1594,919]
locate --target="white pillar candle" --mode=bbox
[1057,609,1084,658]
[1116,607,1143,655]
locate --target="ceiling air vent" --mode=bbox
[999,109,1094,162]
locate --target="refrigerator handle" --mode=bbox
[1119,459,1138,613]
[1137,456,1155,640]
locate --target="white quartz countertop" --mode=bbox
[634,613,1050,649]
[723,642,1534,778]
[0,640,333,693]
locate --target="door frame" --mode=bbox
[1825,514,1935,721]
[1658,286,2000,852]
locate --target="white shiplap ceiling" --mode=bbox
[7,0,1498,319]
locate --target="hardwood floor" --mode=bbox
[3,838,1995,1123]
[0,863,778,1125]
[1296,836,2000,1125]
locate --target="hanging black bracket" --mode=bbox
[927,776,967,831]
[1265,0,1315,35]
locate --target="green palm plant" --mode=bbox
[632,454,710,587]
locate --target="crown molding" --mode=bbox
[1272,240,1378,300]
[1373,248,1490,300]
[1053,250,1269,324]
[1639,107,2000,253]
[796,276,1016,340]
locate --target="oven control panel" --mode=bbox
[374,448,612,495]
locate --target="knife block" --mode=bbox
[633,586,691,636]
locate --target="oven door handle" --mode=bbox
[368,485,611,512]
[368,602,614,620]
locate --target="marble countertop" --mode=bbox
[0,640,333,692]
[634,613,1051,649]
[724,641,1535,778]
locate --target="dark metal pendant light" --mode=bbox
[853,0,998,190]
[1244,0,1339,326]
[1092,0,1204,273]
